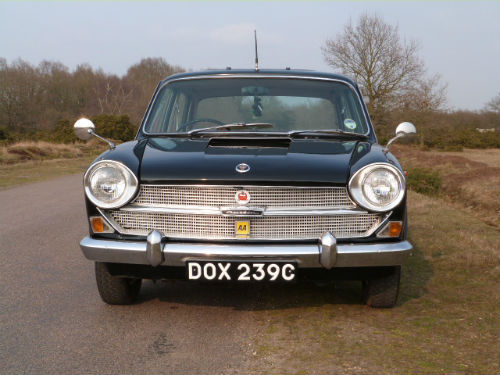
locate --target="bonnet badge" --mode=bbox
[235,163,250,173]
[235,190,251,205]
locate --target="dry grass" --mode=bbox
[0,140,107,189]
[246,147,500,374]
[392,146,500,227]
[247,191,500,375]
[437,148,500,168]
[0,157,96,189]
[0,140,106,165]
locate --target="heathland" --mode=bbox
[247,147,499,374]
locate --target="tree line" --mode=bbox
[0,57,183,142]
[1,14,499,149]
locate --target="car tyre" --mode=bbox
[95,262,141,305]
[362,266,401,308]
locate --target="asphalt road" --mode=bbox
[0,174,265,374]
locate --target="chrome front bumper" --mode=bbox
[80,232,412,269]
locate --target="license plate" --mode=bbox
[187,261,296,282]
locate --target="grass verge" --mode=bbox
[0,140,106,164]
[0,157,95,189]
[247,191,499,374]
[392,146,499,227]
[0,140,106,189]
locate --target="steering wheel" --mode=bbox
[177,118,224,132]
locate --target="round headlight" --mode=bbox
[348,163,405,212]
[84,161,138,209]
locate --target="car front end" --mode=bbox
[76,70,413,307]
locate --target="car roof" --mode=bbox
[161,69,358,87]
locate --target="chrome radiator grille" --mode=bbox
[133,185,356,209]
[104,184,385,240]
[108,211,384,240]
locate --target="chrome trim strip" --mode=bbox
[96,207,123,233]
[376,220,391,238]
[360,212,391,237]
[118,204,369,217]
[80,236,413,268]
[141,74,372,138]
[120,205,221,215]
[369,212,392,237]
[98,208,127,234]
[263,208,369,216]
[221,207,264,217]
[133,183,355,189]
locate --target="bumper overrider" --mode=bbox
[80,231,412,269]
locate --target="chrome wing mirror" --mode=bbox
[385,122,417,151]
[74,118,115,149]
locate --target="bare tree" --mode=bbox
[0,58,43,130]
[397,74,447,112]
[484,93,500,113]
[93,74,134,115]
[322,14,446,124]
[124,57,184,123]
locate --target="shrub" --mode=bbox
[0,126,16,145]
[419,127,500,150]
[407,167,441,195]
[48,119,78,143]
[91,114,137,141]
[43,114,137,144]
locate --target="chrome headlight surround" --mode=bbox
[348,163,406,212]
[84,160,138,209]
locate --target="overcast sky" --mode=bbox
[1,1,499,110]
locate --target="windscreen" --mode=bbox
[144,77,368,134]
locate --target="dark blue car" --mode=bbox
[74,69,416,307]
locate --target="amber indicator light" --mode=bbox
[91,217,104,233]
[389,221,402,237]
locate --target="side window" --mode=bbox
[337,89,366,133]
[169,92,189,131]
[147,88,174,133]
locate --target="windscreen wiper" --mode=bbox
[288,129,369,140]
[188,122,274,136]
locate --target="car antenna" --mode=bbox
[254,30,259,71]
